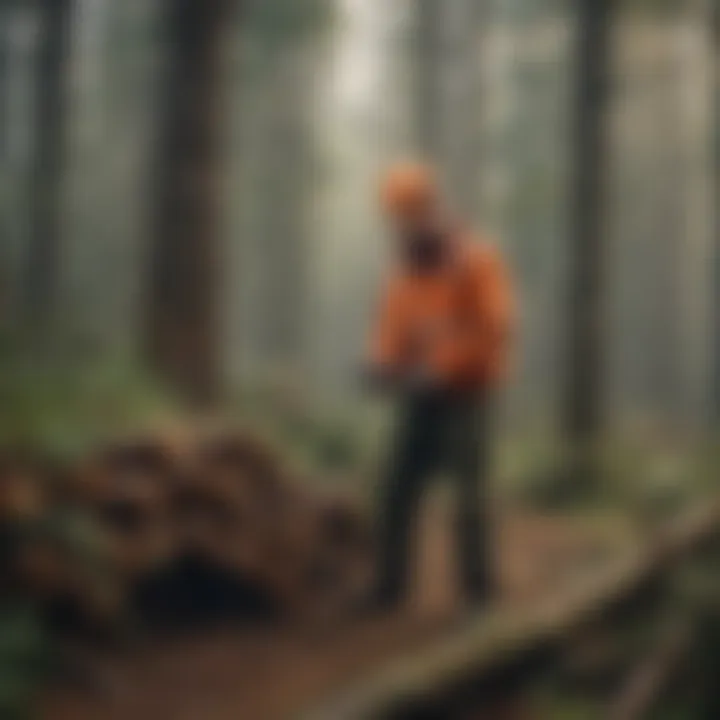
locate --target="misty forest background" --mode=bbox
[0,0,718,494]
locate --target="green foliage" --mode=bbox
[230,379,388,483]
[300,418,362,473]
[540,699,601,720]
[0,604,49,720]
[0,338,178,459]
[40,509,111,581]
[506,435,706,516]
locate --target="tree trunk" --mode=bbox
[564,0,614,468]
[0,3,9,165]
[413,0,442,163]
[413,0,483,220]
[442,0,483,220]
[22,0,72,339]
[711,0,720,422]
[255,45,313,381]
[0,3,9,325]
[144,0,236,407]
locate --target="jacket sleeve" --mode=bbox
[434,245,516,384]
[368,278,406,368]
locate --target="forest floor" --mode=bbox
[41,500,637,720]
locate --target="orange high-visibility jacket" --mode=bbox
[369,234,515,389]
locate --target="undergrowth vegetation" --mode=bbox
[0,340,178,460]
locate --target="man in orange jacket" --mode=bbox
[363,162,515,611]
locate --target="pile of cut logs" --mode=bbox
[0,431,370,635]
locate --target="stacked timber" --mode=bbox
[1,430,370,635]
[0,453,121,637]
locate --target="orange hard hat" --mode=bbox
[379,162,438,218]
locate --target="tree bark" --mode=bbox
[22,0,73,338]
[0,3,9,165]
[711,0,720,422]
[0,3,9,325]
[144,0,237,407]
[564,0,614,460]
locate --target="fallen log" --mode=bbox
[606,621,690,720]
[305,501,720,720]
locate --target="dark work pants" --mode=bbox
[375,387,494,605]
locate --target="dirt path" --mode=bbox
[42,503,634,720]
